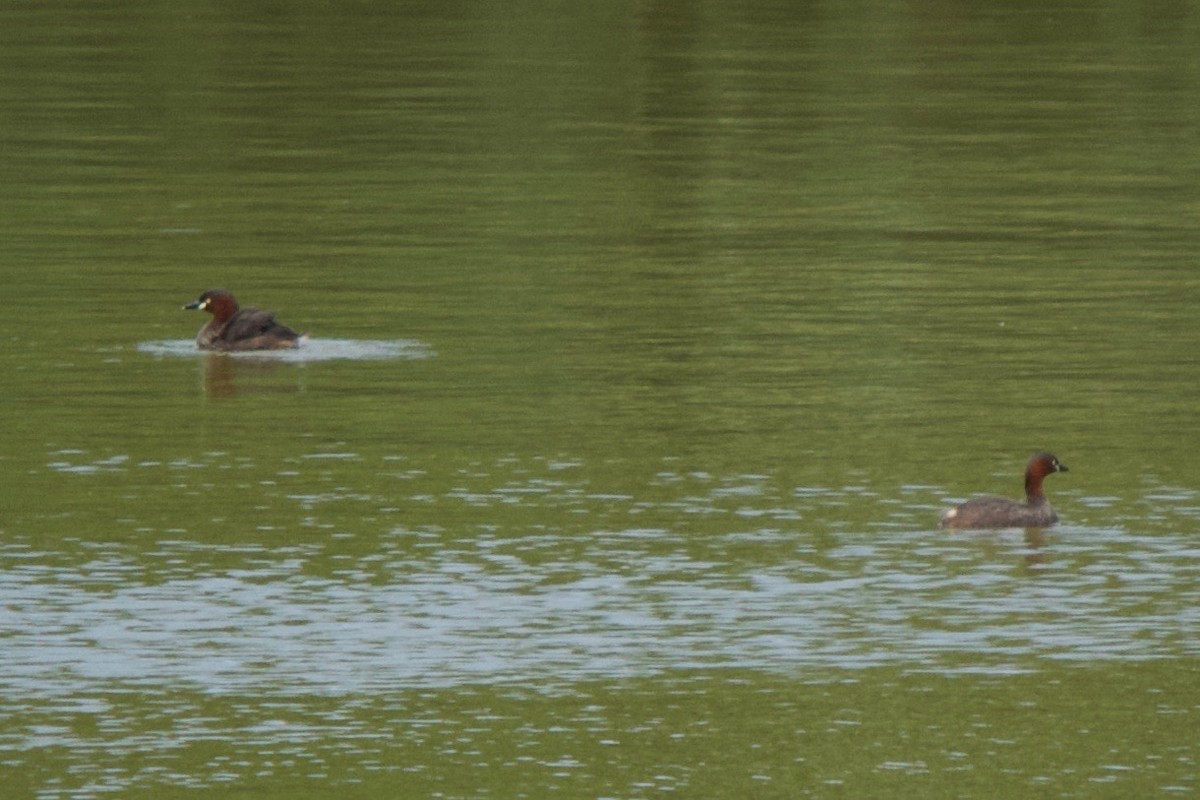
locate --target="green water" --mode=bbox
[2,2,1198,798]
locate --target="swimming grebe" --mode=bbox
[183,289,304,351]
[939,452,1068,529]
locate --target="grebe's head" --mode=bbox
[1024,452,1067,498]
[1027,452,1067,477]
[183,289,239,320]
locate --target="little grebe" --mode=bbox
[183,289,304,351]
[939,452,1068,529]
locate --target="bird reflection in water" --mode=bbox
[1021,528,1049,571]
[199,353,305,399]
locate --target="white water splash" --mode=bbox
[137,338,434,362]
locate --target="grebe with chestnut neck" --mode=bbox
[183,289,304,351]
[939,452,1068,529]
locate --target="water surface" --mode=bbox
[1,1,1198,798]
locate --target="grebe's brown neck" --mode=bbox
[1025,468,1047,501]
[204,292,239,323]
[1024,453,1066,502]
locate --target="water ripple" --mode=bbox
[1,524,1196,699]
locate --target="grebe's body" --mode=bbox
[184,289,303,351]
[940,453,1068,529]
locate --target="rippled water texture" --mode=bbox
[3,468,1198,698]
[2,1,1199,798]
